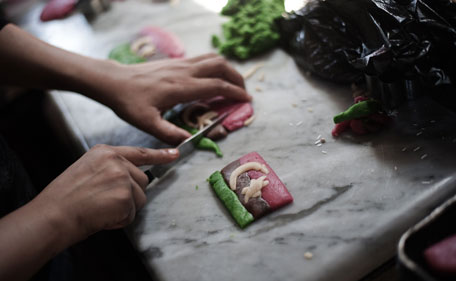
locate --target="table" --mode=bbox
[15,1,456,280]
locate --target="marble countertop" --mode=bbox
[15,1,456,280]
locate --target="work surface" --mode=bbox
[17,1,456,280]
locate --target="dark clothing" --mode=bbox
[0,135,36,218]
[0,10,7,30]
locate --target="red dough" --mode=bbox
[205,97,254,132]
[40,0,77,22]
[221,103,253,131]
[424,234,456,276]
[139,26,185,58]
[239,152,293,210]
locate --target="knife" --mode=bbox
[145,111,229,183]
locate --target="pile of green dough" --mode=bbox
[108,44,146,64]
[212,0,284,60]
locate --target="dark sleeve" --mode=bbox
[0,13,8,30]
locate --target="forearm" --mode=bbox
[0,196,78,281]
[0,24,120,101]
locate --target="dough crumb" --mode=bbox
[243,63,265,79]
[257,72,265,82]
[244,115,256,126]
[304,252,313,260]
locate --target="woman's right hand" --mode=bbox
[35,144,179,242]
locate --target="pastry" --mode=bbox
[208,152,293,228]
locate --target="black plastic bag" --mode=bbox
[278,0,456,109]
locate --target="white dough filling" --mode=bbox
[197,111,218,130]
[182,103,210,128]
[229,162,269,191]
[131,36,156,58]
[241,175,269,203]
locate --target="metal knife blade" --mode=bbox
[145,111,229,182]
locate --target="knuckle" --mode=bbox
[213,57,227,68]
[215,79,230,91]
[92,143,110,152]
[115,188,133,206]
[107,165,130,181]
[135,146,150,158]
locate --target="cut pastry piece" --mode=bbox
[40,0,77,22]
[173,97,254,157]
[208,152,293,228]
[108,26,184,64]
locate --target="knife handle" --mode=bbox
[145,170,155,183]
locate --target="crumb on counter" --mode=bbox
[243,63,265,79]
[304,252,313,260]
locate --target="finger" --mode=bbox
[110,146,180,166]
[185,53,219,63]
[181,78,252,102]
[193,57,245,89]
[129,179,147,209]
[122,159,149,189]
[147,117,192,145]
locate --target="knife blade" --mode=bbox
[145,111,229,183]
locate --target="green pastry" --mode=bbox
[208,171,254,228]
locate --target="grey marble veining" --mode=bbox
[15,1,456,280]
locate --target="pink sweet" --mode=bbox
[221,103,253,131]
[239,152,293,210]
[205,97,254,132]
[139,26,185,58]
[424,234,456,276]
[40,0,77,22]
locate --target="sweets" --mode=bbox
[175,98,254,157]
[424,234,456,277]
[208,152,293,228]
[108,26,184,64]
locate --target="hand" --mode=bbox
[91,53,252,144]
[33,144,179,241]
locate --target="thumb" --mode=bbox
[111,146,180,166]
[148,118,192,145]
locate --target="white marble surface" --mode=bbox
[15,1,456,280]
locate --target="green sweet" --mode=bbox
[208,171,254,228]
[333,100,381,124]
[182,125,223,157]
[212,0,284,60]
[108,43,146,65]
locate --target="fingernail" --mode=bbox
[167,149,178,155]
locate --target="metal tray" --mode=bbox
[398,194,456,281]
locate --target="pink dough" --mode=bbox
[139,26,185,58]
[239,152,293,210]
[205,97,254,131]
[424,234,456,276]
[221,103,253,131]
[40,0,77,22]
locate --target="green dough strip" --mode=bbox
[208,171,254,228]
[108,43,146,65]
[183,125,223,157]
[333,100,381,124]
